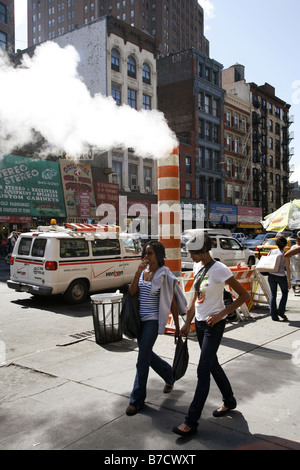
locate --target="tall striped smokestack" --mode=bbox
[158,146,181,277]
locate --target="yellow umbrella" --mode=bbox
[262,200,300,231]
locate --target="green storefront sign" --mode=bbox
[0,155,66,218]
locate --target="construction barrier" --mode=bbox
[164,264,271,334]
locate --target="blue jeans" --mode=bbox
[268,274,289,320]
[185,319,236,429]
[130,320,174,407]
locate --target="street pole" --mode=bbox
[157,146,181,277]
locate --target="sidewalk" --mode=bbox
[0,293,300,451]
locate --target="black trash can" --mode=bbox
[91,292,123,345]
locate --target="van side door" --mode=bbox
[90,237,125,290]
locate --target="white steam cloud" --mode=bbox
[0,42,177,159]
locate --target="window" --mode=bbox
[269,137,273,149]
[186,182,192,199]
[226,134,231,151]
[185,156,192,173]
[205,95,210,114]
[91,239,121,257]
[127,55,136,78]
[212,99,218,117]
[144,166,152,190]
[128,88,137,109]
[111,83,121,105]
[0,31,7,50]
[18,238,32,256]
[142,94,151,110]
[123,237,140,255]
[112,160,123,187]
[111,48,120,72]
[0,2,7,23]
[129,163,138,188]
[32,239,47,257]
[60,239,89,258]
[142,63,151,84]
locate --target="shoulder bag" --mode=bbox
[256,253,282,273]
[120,292,141,339]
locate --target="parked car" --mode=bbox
[242,232,277,250]
[181,232,256,270]
[7,224,142,303]
[255,237,294,259]
[232,233,247,243]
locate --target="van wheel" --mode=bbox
[248,256,255,268]
[64,280,88,304]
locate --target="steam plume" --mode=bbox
[0,42,177,158]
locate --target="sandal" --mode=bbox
[172,424,197,437]
[213,404,236,417]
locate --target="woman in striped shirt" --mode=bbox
[126,240,187,416]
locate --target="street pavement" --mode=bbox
[0,261,300,453]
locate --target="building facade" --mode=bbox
[223,90,252,206]
[222,64,293,218]
[13,16,158,230]
[27,0,209,56]
[0,0,14,56]
[158,48,225,228]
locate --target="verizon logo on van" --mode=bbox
[106,270,123,277]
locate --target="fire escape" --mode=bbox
[282,113,294,203]
[252,98,269,217]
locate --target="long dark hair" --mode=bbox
[142,240,165,267]
[276,236,287,250]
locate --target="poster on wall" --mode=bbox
[59,160,96,220]
[0,155,66,218]
[94,182,119,223]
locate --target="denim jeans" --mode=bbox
[130,320,174,407]
[185,319,236,429]
[268,274,289,320]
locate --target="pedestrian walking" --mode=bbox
[172,233,249,437]
[284,231,300,258]
[268,236,291,322]
[126,240,187,416]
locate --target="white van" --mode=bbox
[7,224,142,303]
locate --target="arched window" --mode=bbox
[111,48,120,72]
[127,55,136,78]
[142,63,151,84]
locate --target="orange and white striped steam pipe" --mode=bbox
[157,146,181,277]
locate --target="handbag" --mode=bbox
[256,253,282,273]
[172,336,189,381]
[120,292,141,339]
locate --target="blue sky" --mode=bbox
[14,0,300,185]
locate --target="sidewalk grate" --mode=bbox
[69,330,95,340]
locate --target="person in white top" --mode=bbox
[172,233,249,437]
[268,236,291,322]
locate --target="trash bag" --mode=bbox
[121,292,141,339]
[172,336,189,381]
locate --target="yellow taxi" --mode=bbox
[255,238,294,259]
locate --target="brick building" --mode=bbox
[158,48,225,228]
[27,0,209,56]
[0,0,15,56]
[222,64,293,218]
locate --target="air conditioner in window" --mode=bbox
[132,185,140,191]
[145,187,152,193]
